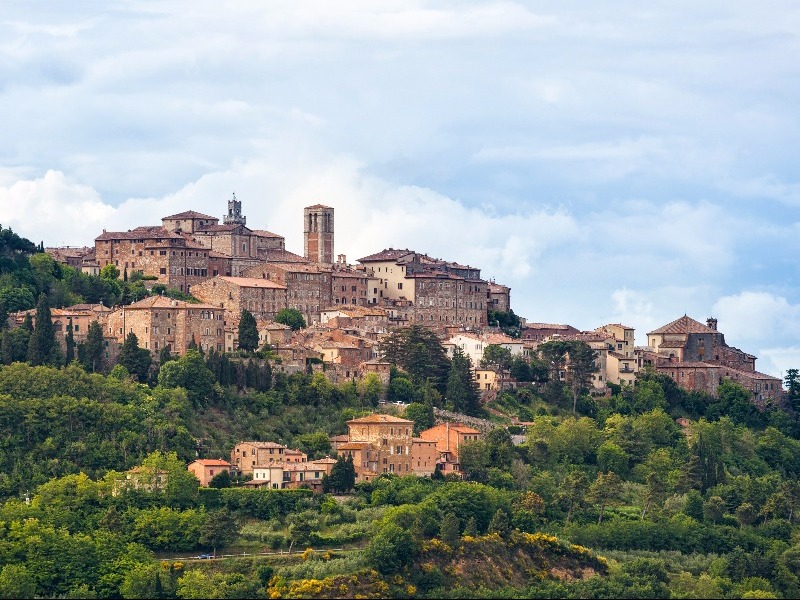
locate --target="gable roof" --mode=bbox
[163,210,217,220]
[347,414,414,425]
[648,315,717,336]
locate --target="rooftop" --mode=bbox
[163,210,217,221]
[648,315,718,336]
[347,414,414,425]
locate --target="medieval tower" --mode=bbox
[304,204,334,264]
[223,193,246,226]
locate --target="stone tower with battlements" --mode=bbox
[304,205,334,264]
[223,193,246,226]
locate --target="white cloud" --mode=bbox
[0,170,114,246]
[712,291,800,347]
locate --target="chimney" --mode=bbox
[706,317,718,331]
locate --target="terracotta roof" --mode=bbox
[123,296,219,310]
[197,224,251,233]
[96,226,183,241]
[259,249,309,263]
[524,323,578,331]
[306,204,333,210]
[252,229,284,238]
[337,442,370,450]
[648,315,717,336]
[357,248,416,263]
[239,441,286,449]
[163,210,217,220]
[215,276,287,289]
[487,282,510,292]
[190,459,232,467]
[421,423,480,435]
[347,414,414,425]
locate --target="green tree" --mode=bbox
[480,344,513,371]
[365,522,418,575]
[117,332,152,383]
[100,263,120,280]
[565,340,598,415]
[463,516,478,537]
[446,347,481,416]
[387,376,416,404]
[0,564,36,599]
[556,470,588,524]
[29,293,59,366]
[209,470,231,489]
[440,512,461,546]
[274,308,306,331]
[784,368,800,411]
[378,326,450,391]
[487,508,510,536]
[357,372,383,406]
[176,570,216,600]
[324,455,356,494]
[157,349,215,406]
[80,320,105,373]
[404,400,434,434]
[237,309,259,351]
[199,509,239,555]
[586,471,624,524]
[703,495,726,524]
[64,319,75,365]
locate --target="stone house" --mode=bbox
[418,422,482,474]
[191,276,288,327]
[187,459,233,487]
[641,315,783,405]
[346,414,415,476]
[105,296,225,355]
[95,226,211,294]
[357,248,495,330]
[242,262,332,326]
[230,441,307,476]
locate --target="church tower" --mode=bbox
[223,193,246,226]
[304,205,334,264]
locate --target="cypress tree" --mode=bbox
[238,309,259,352]
[30,294,58,366]
[65,319,75,365]
[82,320,105,373]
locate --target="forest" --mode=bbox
[2,225,800,599]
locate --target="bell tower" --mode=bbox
[223,193,246,226]
[304,205,334,264]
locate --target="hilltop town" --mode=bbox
[37,195,784,408]
[2,199,799,600]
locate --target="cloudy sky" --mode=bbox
[2,1,800,377]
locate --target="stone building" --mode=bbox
[162,198,286,277]
[304,205,334,264]
[191,276,288,326]
[356,248,493,330]
[106,296,225,355]
[346,414,415,476]
[94,226,210,293]
[329,265,370,307]
[187,459,233,487]
[230,441,308,476]
[641,315,783,405]
[242,262,331,326]
[487,282,511,313]
[418,422,481,475]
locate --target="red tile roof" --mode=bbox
[163,210,217,220]
[648,315,716,336]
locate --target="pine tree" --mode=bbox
[440,512,461,546]
[463,516,478,537]
[488,509,510,536]
[446,348,481,416]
